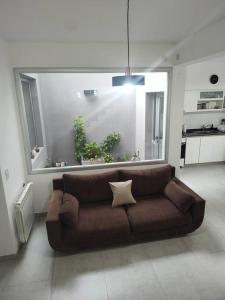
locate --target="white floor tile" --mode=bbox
[51,273,108,300]
[1,164,225,299]
[0,281,51,300]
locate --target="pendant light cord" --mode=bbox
[126,0,131,75]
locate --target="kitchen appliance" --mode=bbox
[180,138,186,167]
[145,92,164,160]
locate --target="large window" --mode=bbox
[15,69,170,173]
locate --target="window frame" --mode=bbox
[14,67,172,175]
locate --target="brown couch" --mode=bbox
[46,165,205,252]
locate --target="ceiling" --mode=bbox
[0,0,225,43]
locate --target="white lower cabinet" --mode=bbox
[199,136,225,163]
[185,135,225,164]
[185,137,201,164]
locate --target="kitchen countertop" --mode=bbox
[183,128,225,137]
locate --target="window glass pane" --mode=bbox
[18,71,168,171]
[21,80,37,150]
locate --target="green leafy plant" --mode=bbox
[103,152,114,163]
[74,116,121,164]
[74,116,87,163]
[83,142,102,160]
[101,133,121,153]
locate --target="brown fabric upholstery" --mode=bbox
[46,165,205,252]
[126,195,192,233]
[76,203,130,247]
[46,190,63,221]
[59,193,79,228]
[173,177,205,230]
[63,171,118,203]
[53,178,63,191]
[46,190,64,251]
[164,180,194,213]
[119,165,174,197]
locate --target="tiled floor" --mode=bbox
[1,164,225,299]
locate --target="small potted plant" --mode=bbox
[82,142,104,165]
[131,150,140,161]
[74,116,121,165]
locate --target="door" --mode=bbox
[185,137,201,164]
[145,92,164,160]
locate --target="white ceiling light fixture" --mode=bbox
[112,0,145,87]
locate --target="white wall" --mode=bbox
[8,42,174,68]
[184,112,225,129]
[185,61,225,90]
[5,41,183,213]
[168,66,186,177]
[0,170,18,256]
[183,60,225,129]
[0,38,27,255]
[177,17,225,65]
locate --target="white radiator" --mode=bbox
[15,182,34,243]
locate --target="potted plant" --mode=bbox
[74,116,121,165]
[82,142,104,165]
[74,116,87,164]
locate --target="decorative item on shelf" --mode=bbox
[31,149,36,158]
[31,151,35,159]
[55,161,67,167]
[209,74,219,85]
[34,145,40,153]
[131,151,140,161]
[112,0,145,87]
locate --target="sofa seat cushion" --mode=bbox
[126,195,192,233]
[76,203,130,246]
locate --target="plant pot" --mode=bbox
[81,158,104,165]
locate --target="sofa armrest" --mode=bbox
[173,177,205,229]
[60,193,79,228]
[46,190,64,251]
[46,190,63,221]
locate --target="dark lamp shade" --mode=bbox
[112,75,145,86]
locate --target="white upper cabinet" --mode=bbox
[184,91,198,112]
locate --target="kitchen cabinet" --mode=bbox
[185,135,225,165]
[185,137,201,164]
[199,136,225,163]
[184,91,198,112]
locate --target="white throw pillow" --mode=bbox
[109,180,136,207]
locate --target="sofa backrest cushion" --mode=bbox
[59,193,79,228]
[63,170,119,203]
[119,165,174,197]
[164,180,194,213]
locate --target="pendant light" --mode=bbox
[112,0,145,86]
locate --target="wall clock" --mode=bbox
[210,74,219,84]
